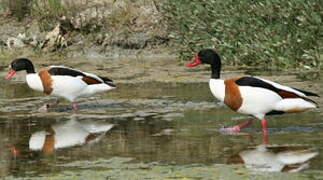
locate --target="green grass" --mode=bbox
[0,0,322,69]
[32,0,65,31]
[162,0,322,69]
[0,0,65,31]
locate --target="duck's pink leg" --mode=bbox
[10,146,20,158]
[261,119,268,134]
[39,100,60,111]
[261,119,268,144]
[72,103,78,111]
[220,120,253,134]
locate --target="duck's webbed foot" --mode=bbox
[71,103,78,112]
[219,120,253,134]
[38,100,60,111]
[219,125,241,134]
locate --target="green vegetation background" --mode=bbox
[163,0,322,69]
[1,0,322,69]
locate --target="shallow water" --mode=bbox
[0,70,323,179]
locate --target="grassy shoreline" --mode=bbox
[0,0,322,70]
[163,0,322,69]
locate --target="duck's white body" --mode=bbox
[209,77,316,120]
[26,66,115,102]
[26,74,43,92]
[209,79,225,101]
[6,58,116,111]
[187,49,318,137]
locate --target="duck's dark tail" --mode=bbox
[100,76,116,87]
[292,87,319,97]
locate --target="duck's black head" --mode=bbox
[186,49,222,79]
[5,58,35,80]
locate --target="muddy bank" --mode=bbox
[0,0,170,59]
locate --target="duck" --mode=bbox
[186,49,318,136]
[5,58,116,111]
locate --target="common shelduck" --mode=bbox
[186,49,318,136]
[5,58,116,111]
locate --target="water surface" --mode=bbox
[0,69,322,179]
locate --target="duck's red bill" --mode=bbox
[186,54,202,67]
[5,69,16,80]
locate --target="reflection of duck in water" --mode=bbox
[228,144,318,172]
[29,119,114,154]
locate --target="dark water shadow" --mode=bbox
[50,103,131,112]
[241,126,321,134]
